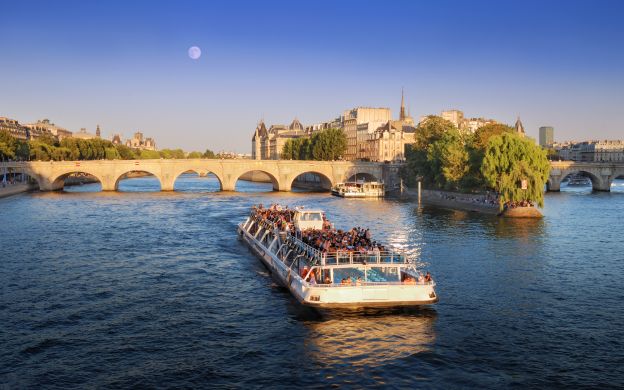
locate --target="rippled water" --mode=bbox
[1,175,623,388]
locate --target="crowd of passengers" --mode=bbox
[250,204,387,255]
[250,204,433,285]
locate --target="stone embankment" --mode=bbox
[0,183,38,199]
[401,187,543,218]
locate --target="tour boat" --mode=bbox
[567,175,591,186]
[331,181,385,198]
[237,205,438,310]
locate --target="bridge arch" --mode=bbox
[51,171,105,192]
[560,170,603,191]
[290,171,334,191]
[172,169,224,192]
[114,169,163,191]
[232,169,280,192]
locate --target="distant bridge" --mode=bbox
[0,159,401,192]
[548,161,624,191]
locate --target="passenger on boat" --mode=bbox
[425,272,432,283]
[417,273,425,284]
[324,275,332,285]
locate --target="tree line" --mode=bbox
[401,116,550,210]
[0,130,216,161]
[281,128,347,160]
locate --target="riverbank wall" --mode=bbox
[0,183,38,199]
[401,187,500,215]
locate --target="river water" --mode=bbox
[1,175,623,388]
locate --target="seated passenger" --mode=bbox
[424,272,432,283]
[324,275,332,285]
[417,273,425,284]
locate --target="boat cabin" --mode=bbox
[293,209,324,231]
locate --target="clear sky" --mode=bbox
[1,0,623,152]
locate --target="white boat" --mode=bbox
[237,205,438,310]
[331,181,385,198]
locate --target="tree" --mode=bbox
[187,151,203,159]
[464,123,515,189]
[403,116,456,186]
[427,129,469,190]
[481,132,550,210]
[310,128,346,160]
[203,149,215,159]
[113,144,136,159]
[139,149,161,159]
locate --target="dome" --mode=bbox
[289,118,304,131]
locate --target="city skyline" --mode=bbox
[1,0,623,152]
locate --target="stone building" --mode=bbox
[439,110,497,133]
[24,119,73,141]
[72,127,97,140]
[251,91,416,161]
[252,119,306,160]
[557,140,624,162]
[0,117,30,140]
[363,121,414,162]
[126,131,156,150]
[342,107,391,160]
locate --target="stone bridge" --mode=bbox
[0,159,402,192]
[547,161,624,191]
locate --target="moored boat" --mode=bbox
[331,181,385,198]
[237,204,438,309]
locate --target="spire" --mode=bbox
[96,125,101,138]
[400,88,406,121]
[514,116,525,137]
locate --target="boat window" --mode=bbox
[366,266,400,282]
[333,267,365,284]
[301,212,322,221]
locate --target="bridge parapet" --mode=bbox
[0,159,401,193]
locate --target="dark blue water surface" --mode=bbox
[1,175,623,388]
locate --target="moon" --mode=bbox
[188,46,201,60]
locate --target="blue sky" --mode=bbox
[1,0,623,152]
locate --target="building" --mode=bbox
[363,121,413,162]
[251,91,416,162]
[342,107,391,160]
[111,134,122,145]
[252,119,307,160]
[539,126,554,147]
[555,140,624,162]
[438,110,497,133]
[0,117,29,140]
[126,131,156,150]
[72,127,98,140]
[441,110,464,128]
[24,119,73,141]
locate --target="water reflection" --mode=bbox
[302,309,437,367]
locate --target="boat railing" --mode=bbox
[309,280,434,287]
[284,234,409,266]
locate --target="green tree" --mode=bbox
[464,123,516,189]
[482,132,550,210]
[427,129,469,190]
[0,141,15,159]
[37,132,59,147]
[139,149,161,159]
[114,144,138,159]
[187,151,203,159]
[202,149,216,159]
[310,128,346,160]
[403,115,456,186]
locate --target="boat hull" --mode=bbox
[238,223,438,310]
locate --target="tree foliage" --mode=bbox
[481,132,550,210]
[403,116,457,187]
[281,128,346,161]
[0,130,217,161]
[426,128,469,190]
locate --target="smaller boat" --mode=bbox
[566,174,591,186]
[331,181,385,198]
